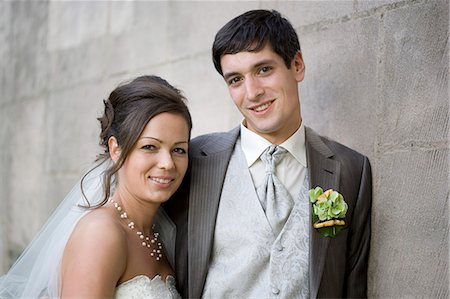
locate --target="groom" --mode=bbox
[169,9,372,299]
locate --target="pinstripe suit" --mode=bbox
[166,126,372,299]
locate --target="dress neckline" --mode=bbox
[118,274,175,287]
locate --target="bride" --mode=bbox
[0,75,192,298]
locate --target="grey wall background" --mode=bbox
[0,0,448,298]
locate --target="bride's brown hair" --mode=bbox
[80,75,192,208]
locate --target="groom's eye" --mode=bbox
[227,76,242,86]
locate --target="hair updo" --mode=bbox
[82,75,192,208]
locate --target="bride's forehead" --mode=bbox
[141,114,189,133]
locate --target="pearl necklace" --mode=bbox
[109,198,164,261]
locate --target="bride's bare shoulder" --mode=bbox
[62,206,127,271]
[60,207,127,296]
[70,206,126,247]
[60,206,127,296]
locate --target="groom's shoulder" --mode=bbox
[325,136,365,160]
[308,127,369,166]
[189,127,239,156]
[191,131,229,146]
[314,132,372,185]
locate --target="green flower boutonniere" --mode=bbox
[309,187,348,237]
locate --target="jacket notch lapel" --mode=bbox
[306,127,341,299]
[188,128,239,298]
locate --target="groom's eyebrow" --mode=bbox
[223,71,240,82]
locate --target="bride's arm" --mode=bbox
[60,212,127,299]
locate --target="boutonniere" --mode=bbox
[309,187,348,237]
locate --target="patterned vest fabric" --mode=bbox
[202,140,311,299]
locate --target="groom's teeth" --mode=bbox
[151,178,171,184]
[254,102,270,112]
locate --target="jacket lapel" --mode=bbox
[305,127,341,299]
[188,127,240,298]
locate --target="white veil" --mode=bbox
[0,161,109,298]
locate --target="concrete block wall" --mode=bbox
[0,1,448,298]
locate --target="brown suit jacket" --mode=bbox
[165,126,372,298]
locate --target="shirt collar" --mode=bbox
[240,121,307,168]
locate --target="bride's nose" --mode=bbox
[157,150,175,170]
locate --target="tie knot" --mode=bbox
[261,145,286,173]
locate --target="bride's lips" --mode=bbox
[148,176,175,187]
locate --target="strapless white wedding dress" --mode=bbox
[114,275,181,299]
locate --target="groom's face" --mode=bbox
[220,44,305,144]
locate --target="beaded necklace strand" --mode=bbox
[109,198,164,261]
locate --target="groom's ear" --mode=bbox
[292,51,305,82]
[108,136,121,163]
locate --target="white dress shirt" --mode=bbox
[240,122,308,201]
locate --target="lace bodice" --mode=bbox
[114,275,181,299]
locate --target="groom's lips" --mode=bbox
[249,100,275,113]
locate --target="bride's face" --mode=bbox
[114,112,189,204]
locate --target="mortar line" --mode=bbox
[378,140,450,155]
[297,0,428,35]
[374,4,386,200]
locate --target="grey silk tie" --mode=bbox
[257,145,294,236]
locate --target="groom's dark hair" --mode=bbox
[212,9,301,76]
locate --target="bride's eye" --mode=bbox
[173,147,187,155]
[141,144,157,151]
